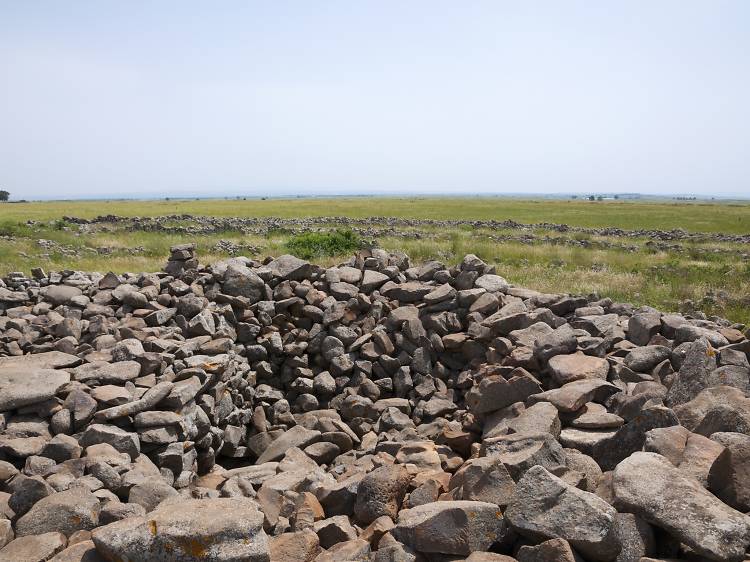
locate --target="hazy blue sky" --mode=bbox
[1,1,748,200]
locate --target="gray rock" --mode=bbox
[665,337,718,407]
[128,478,179,512]
[484,401,561,440]
[592,406,679,471]
[313,515,357,548]
[361,270,390,292]
[480,432,567,480]
[70,361,141,385]
[392,500,506,555]
[44,284,83,306]
[0,351,81,370]
[15,489,100,537]
[449,456,517,508]
[517,538,584,562]
[475,274,509,293]
[223,263,266,301]
[534,324,578,362]
[530,379,621,413]
[46,540,102,562]
[80,424,140,460]
[466,370,542,416]
[506,465,619,561]
[92,498,270,561]
[673,385,750,432]
[354,464,411,525]
[0,532,68,562]
[94,381,174,421]
[707,431,750,511]
[612,513,655,562]
[256,425,321,464]
[266,255,311,281]
[623,345,671,373]
[613,451,750,561]
[628,312,661,346]
[0,368,70,411]
[548,353,609,385]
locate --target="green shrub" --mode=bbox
[286,229,361,259]
[0,220,32,237]
[52,218,73,230]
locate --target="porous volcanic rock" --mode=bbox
[0,246,747,561]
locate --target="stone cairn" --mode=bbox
[0,246,748,561]
[164,243,198,277]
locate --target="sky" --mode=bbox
[1,1,748,200]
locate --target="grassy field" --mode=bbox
[3,197,750,232]
[1,197,749,324]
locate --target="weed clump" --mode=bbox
[286,229,361,259]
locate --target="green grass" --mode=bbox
[0,197,748,324]
[286,229,361,259]
[3,197,750,233]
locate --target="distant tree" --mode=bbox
[614,194,619,200]
[588,195,595,201]
[0,190,9,202]
[571,195,578,199]
[165,197,170,201]
[597,196,604,201]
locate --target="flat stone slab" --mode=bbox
[0,287,28,303]
[0,368,71,411]
[0,351,81,370]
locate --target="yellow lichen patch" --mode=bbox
[175,536,213,558]
[148,520,158,536]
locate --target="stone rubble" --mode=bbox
[0,246,749,561]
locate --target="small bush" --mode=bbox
[0,220,31,237]
[52,219,72,231]
[286,229,361,259]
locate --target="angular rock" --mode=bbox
[480,432,567,480]
[613,451,750,561]
[256,425,321,464]
[665,337,717,407]
[0,532,68,562]
[506,465,619,561]
[707,431,750,511]
[91,498,270,562]
[354,464,411,525]
[530,380,621,413]
[449,456,517,508]
[266,255,311,281]
[0,368,70,411]
[0,351,81,370]
[548,352,609,385]
[16,489,100,538]
[392,500,506,556]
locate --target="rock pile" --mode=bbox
[164,243,198,277]
[57,214,750,244]
[0,247,749,561]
